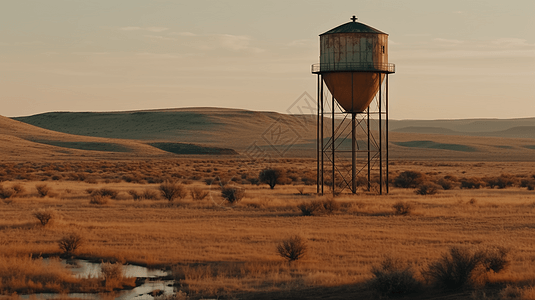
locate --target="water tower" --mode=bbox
[312,16,395,195]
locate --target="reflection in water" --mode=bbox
[21,259,175,300]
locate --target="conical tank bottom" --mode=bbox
[323,72,385,113]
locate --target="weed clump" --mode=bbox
[190,187,209,200]
[58,233,84,255]
[101,262,123,281]
[159,181,187,201]
[482,247,510,273]
[297,200,322,216]
[90,194,110,205]
[393,201,414,215]
[143,189,159,200]
[0,185,15,200]
[320,198,340,214]
[424,246,510,290]
[415,182,441,195]
[92,188,118,199]
[394,171,426,188]
[460,177,485,189]
[221,186,245,204]
[128,190,143,200]
[33,208,57,226]
[277,235,307,263]
[35,184,52,197]
[369,257,420,296]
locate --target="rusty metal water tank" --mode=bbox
[312,16,395,112]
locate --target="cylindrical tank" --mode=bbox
[316,19,393,112]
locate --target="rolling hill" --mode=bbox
[3,108,535,162]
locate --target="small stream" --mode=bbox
[21,259,176,300]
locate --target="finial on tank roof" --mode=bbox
[351,15,357,22]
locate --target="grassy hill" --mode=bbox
[6,108,535,162]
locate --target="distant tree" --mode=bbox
[259,169,281,189]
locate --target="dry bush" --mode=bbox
[276,235,307,263]
[11,184,25,196]
[423,246,509,290]
[128,190,142,200]
[90,194,109,205]
[259,168,282,189]
[190,187,209,201]
[35,184,51,197]
[482,247,510,273]
[393,201,414,216]
[460,177,485,189]
[0,185,15,199]
[221,186,245,204]
[528,184,535,191]
[95,188,118,199]
[33,208,57,226]
[101,262,123,281]
[369,257,420,296]
[415,182,441,195]
[159,181,187,201]
[320,198,340,214]
[437,177,456,190]
[58,233,84,255]
[142,188,160,200]
[297,200,322,216]
[394,171,426,188]
[485,174,518,189]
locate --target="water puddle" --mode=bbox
[21,259,175,300]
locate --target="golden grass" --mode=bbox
[0,159,534,298]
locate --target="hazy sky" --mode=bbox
[1,0,534,119]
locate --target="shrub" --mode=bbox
[90,194,109,205]
[394,171,426,188]
[101,262,123,281]
[11,184,25,196]
[482,247,510,273]
[142,189,159,200]
[190,187,209,201]
[277,235,307,263]
[128,190,142,200]
[528,184,535,191]
[159,181,187,201]
[33,208,56,226]
[370,257,420,296]
[0,185,15,199]
[221,186,245,204]
[393,201,414,216]
[460,177,485,189]
[297,200,322,216]
[423,247,485,290]
[58,233,84,255]
[35,184,51,197]
[415,182,441,195]
[93,188,118,199]
[485,174,517,189]
[259,169,282,189]
[437,177,456,190]
[320,198,340,214]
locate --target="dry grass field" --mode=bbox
[1,158,535,299]
[1,109,534,299]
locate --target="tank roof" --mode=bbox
[320,21,387,36]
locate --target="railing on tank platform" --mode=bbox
[311,62,395,74]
